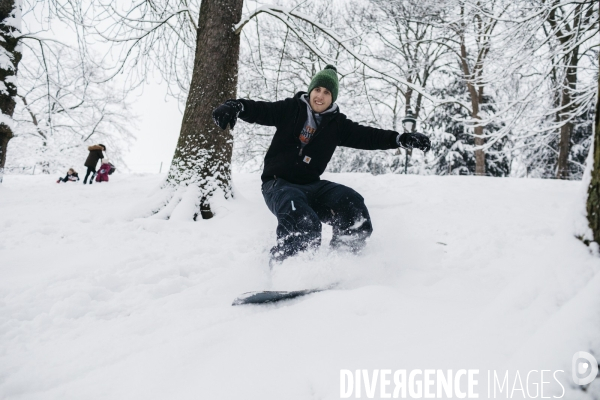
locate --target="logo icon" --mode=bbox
[572,351,598,385]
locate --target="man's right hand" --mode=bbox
[212,99,243,130]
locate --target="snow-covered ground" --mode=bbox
[1,173,599,400]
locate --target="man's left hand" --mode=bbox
[398,132,431,153]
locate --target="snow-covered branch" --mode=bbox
[235,5,473,112]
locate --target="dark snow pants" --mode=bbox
[261,178,373,261]
[84,167,96,183]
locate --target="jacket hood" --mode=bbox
[88,145,104,151]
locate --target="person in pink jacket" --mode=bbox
[95,159,111,183]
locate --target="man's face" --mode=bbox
[309,87,333,113]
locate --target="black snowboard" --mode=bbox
[232,284,336,306]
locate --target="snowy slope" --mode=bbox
[0,173,599,399]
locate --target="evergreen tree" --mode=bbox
[428,74,510,177]
[522,105,593,179]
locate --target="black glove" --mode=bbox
[397,132,431,153]
[212,99,243,130]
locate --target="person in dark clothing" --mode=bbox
[83,144,106,184]
[57,168,79,183]
[212,65,431,264]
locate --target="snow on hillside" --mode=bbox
[0,173,599,399]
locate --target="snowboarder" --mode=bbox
[56,168,79,183]
[212,65,431,265]
[83,144,106,184]
[95,159,111,183]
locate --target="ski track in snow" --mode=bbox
[0,173,598,399]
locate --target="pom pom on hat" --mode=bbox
[307,64,339,102]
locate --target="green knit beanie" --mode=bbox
[307,65,339,103]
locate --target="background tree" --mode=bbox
[0,0,21,182]
[1,0,136,177]
[331,0,451,175]
[585,54,600,243]
[447,0,506,176]
[544,0,598,179]
[9,45,133,174]
[505,0,598,179]
[428,71,511,176]
[166,0,244,220]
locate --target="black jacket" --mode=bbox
[85,145,105,169]
[64,172,79,181]
[239,92,399,184]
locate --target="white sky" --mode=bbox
[124,83,182,173]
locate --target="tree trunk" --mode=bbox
[460,39,486,177]
[547,1,588,180]
[556,120,572,179]
[555,59,578,179]
[474,125,485,176]
[585,56,600,243]
[0,0,21,182]
[166,0,244,220]
[473,83,486,177]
